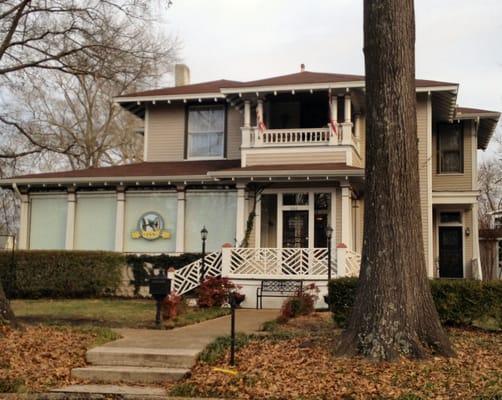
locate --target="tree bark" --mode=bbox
[0,280,19,330]
[336,0,454,361]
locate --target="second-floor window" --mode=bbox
[187,105,225,158]
[438,122,463,174]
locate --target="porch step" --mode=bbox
[86,346,198,368]
[53,384,168,399]
[72,365,189,384]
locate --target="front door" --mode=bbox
[282,210,309,248]
[438,226,463,278]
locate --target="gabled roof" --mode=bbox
[116,70,457,100]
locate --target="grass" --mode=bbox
[11,298,230,329]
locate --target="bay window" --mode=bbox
[187,105,225,158]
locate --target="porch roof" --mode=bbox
[0,159,241,188]
[208,163,364,179]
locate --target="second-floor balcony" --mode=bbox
[242,122,360,151]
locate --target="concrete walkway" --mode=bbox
[58,309,278,396]
[106,309,278,350]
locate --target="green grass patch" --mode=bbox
[11,298,230,329]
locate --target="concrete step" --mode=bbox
[53,384,167,399]
[86,346,198,368]
[72,365,189,384]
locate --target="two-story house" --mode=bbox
[2,65,499,305]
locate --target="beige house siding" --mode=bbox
[417,95,430,266]
[245,149,346,166]
[146,104,185,162]
[226,108,242,159]
[432,120,474,191]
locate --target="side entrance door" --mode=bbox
[438,226,463,278]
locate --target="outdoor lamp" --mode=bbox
[325,225,333,240]
[201,226,208,241]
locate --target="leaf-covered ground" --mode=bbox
[0,324,115,393]
[171,313,502,400]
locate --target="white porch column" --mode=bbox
[254,191,261,248]
[176,186,186,253]
[344,93,351,123]
[235,184,246,246]
[336,244,347,277]
[114,189,125,252]
[472,203,482,280]
[242,100,251,148]
[341,184,353,250]
[65,190,76,250]
[18,193,30,250]
[255,99,264,146]
[329,94,338,145]
[221,245,232,277]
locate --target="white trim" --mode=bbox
[114,191,126,252]
[235,184,246,245]
[254,191,262,247]
[432,191,478,204]
[426,94,434,277]
[276,193,283,248]
[114,92,225,103]
[143,107,150,161]
[18,194,30,250]
[176,187,186,253]
[308,192,315,248]
[65,191,76,250]
[341,184,352,249]
[436,208,466,278]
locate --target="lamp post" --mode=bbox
[325,225,333,281]
[200,226,208,284]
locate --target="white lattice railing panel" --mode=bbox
[173,251,222,296]
[345,249,361,277]
[229,248,335,277]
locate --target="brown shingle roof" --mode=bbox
[7,160,241,181]
[117,71,457,99]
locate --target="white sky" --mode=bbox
[163,0,501,154]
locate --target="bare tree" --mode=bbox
[336,0,454,361]
[478,129,502,228]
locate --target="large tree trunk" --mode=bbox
[0,280,19,330]
[336,0,454,361]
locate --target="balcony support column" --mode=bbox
[255,99,264,146]
[242,100,251,148]
[341,183,353,250]
[344,93,352,123]
[342,93,353,146]
[176,186,186,253]
[329,95,338,145]
[235,184,246,247]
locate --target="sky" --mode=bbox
[163,0,501,155]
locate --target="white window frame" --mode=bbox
[186,104,226,160]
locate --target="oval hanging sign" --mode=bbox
[131,212,171,241]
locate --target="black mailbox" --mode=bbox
[149,269,171,328]
[149,273,170,301]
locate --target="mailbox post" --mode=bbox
[149,268,171,329]
[229,291,237,366]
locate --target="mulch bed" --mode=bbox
[175,313,502,400]
[0,325,97,393]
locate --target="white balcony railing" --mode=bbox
[243,122,360,152]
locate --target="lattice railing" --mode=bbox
[345,249,361,277]
[229,248,336,277]
[173,251,222,296]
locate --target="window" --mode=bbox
[494,216,502,230]
[187,105,225,158]
[438,123,463,173]
[283,193,308,206]
[440,212,462,224]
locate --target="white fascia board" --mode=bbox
[0,175,214,186]
[416,85,458,93]
[113,92,225,103]
[432,191,479,204]
[208,169,365,178]
[220,81,365,94]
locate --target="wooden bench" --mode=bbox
[256,279,303,309]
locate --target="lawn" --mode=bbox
[169,313,502,400]
[11,298,230,329]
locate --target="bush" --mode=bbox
[0,250,124,298]
[125,253,201,295]
[327,277,502,329]
[197,276,238,308]
[278,283,319,323]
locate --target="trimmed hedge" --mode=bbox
[327,277,502,329]
[0,250,124,298]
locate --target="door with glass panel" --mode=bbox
[282,210,309,248]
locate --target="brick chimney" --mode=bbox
[300,63,306,72]
[174,64,190,86]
